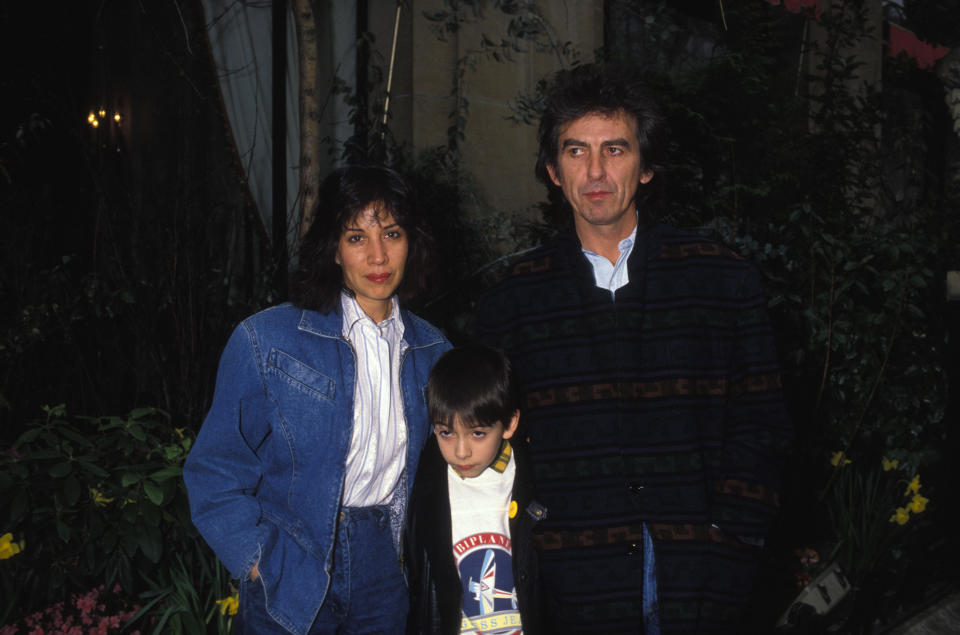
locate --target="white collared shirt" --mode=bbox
[339,291,408,507]
[581,217,638,297]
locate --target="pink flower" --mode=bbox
[76,595,96,615]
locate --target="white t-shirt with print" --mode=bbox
[448,449,522,635]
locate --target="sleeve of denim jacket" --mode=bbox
[183,321,270,579]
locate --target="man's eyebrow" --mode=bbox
[602,137,632,147]
[560,137,632,148]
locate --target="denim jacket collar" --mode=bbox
[295,304,446,349]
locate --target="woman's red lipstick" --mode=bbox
[365,273,390,283]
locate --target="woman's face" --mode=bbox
[335,206,408,322]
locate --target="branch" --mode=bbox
[817,279,907,502]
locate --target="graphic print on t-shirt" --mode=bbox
[455,532,521,635]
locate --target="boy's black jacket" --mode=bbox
[405,435,545,635]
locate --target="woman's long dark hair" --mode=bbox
[289,165,431,314]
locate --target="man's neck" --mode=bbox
[575,216,637,265]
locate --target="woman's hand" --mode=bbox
[250,563,260,581]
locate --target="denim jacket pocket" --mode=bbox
[267,349,336,402]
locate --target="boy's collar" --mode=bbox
[489,440,512,474]
[450,440,512,479]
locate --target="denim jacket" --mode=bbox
[183,302,451,634]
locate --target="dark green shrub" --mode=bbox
[0,405,233,633]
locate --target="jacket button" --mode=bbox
[628,483,645,493]
[626,542,643,556]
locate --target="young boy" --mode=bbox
[406,345,546,635]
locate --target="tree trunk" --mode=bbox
[293,0,320,238]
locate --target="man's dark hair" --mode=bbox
[290,164,431,314]
[535,63,668,214]
[426,345,518,429]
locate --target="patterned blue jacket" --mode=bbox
[476,224,793,633]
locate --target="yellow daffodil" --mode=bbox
[216,593,239,616]
[905,475,921,496]
[174,427,185,439]
[882,457,899,472]
[909,494,929,514]
[0,533,23,560]
[889,507,910,526]
[90,488,115,506]
[830,451,851,467]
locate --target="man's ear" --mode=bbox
[640,169,654,184]
[546,163,562,188]
[502,410,520,440]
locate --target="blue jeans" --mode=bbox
[234,506,407,634]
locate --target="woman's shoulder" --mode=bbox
[241,302,339,331]
[399,309,450,349]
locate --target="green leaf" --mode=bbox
[63,476,81,507]
[177,611,203,634]
[57,520,72,542]
[79,461,110,478]
[121,532,138,557]
[137,524,163,563]
[58,427,93,448]
[128,425,147,442]
[14,427,42,447]
[128,407,156,420]
[99,416,125,430]
[102,527,118,551]
[148,466,182,483]
[49,461,73,478]
[144,480,165,506]
[121,472,142,487]
[141,501,161,527]
[9,490,28,524]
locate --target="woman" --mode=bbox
[184,165,451,634]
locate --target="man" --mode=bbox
[475,63,792,633]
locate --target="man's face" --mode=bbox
[546,110,653,239]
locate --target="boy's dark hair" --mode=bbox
[290,164,431,314]
[426,345,517,429]
[535,63,668,216]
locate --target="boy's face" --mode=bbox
[434,412,519,479]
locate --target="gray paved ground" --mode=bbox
[884,590,960,634]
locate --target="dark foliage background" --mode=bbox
[1,1,274,434]
[2,0,959,632]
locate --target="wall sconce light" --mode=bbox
[87,109,123,128]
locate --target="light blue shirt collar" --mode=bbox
[581,213,638,297]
